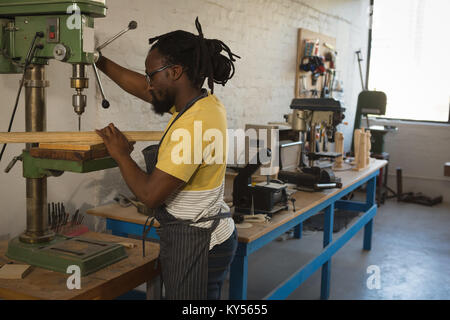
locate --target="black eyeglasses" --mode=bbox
[145,64,174,85]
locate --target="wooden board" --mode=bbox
[29,147,110,161]
[295,28,336,98]
[0,232,160,300]
[0,264,32,280]
[87,204,160,228]
[0,131,164,144]
[39,142,106,151]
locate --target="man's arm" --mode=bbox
[96,124,185,208]
[116,156,185,209]
[96,55,153,103]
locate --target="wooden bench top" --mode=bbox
[87,159,387,244]
[0,232,160,300]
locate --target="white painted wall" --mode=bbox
[0,0,370,238]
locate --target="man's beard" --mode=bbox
[150,90,174,116]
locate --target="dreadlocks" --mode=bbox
[148,17,240,94]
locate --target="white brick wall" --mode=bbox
[0,0,369,237]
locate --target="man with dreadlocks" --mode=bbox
[95,18,240,300]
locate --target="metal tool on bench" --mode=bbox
[232,148,288,216]
[0,1,139,275]
[47,202,86,234]
[277,98,345,191]
[114,194,154,216]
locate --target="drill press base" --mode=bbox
[6,235,127,276]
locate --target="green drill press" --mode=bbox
[0,0,136,276]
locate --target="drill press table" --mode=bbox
[0,232,160,300]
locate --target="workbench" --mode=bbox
[0,232,160,300]
[86,159,387,300]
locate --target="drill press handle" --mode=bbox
[92,61,110,109]
[92,21,138,109]
[96,21,138,51]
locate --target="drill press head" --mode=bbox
[71,63,88,127]
[0,0,107,122]
[289,98,345,141]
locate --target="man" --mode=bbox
[95,18,240,300]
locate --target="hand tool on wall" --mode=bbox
[299,75,308,96]
[355,50,366,91]
[321,71,330,98]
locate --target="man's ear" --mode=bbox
[171,65,184,81]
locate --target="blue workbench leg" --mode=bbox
[293,223,302,239]
[320,203,334,300]
[229,245,248,300]
[363,176,377,251]
[363,220,373,251]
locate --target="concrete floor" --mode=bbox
[222,197,450,300]
[128,196,449,300]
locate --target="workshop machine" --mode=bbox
[0,0,137,275]
[277,98,345,191]
[352,90,397,155]
[232,148,289,216]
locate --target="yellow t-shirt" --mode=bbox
[155,91,234,250]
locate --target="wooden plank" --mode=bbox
[0,264,32,280]
[29,147,109,161]
[0,232,160,300]
[39,142,106,151]
[0,131,163,144]
[87,203,160,227]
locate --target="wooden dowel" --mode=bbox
[0,131,164,144]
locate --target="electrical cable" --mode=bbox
[0,32,44,163]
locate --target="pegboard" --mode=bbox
[294,28,337,98]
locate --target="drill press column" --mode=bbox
[20,64,54,244]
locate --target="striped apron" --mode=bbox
[142,89,231,299]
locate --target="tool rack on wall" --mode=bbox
[295,28,337,99]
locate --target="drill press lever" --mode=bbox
[76,20,138,130]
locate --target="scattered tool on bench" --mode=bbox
[47,202,87,235]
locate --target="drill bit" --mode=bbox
[78,115,81,132]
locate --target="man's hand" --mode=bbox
[96,123,135,162]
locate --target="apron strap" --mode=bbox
[157,89,208,149]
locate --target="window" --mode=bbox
[369,0,450,122]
